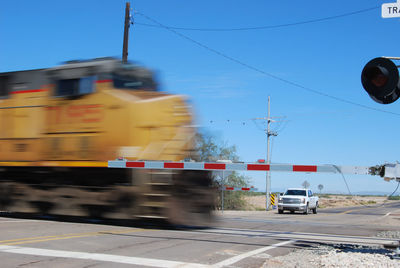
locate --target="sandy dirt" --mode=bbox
[244,195,390,210]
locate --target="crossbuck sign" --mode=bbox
[382,0,400,18]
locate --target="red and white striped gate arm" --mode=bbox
[108,160,371,175]
[221,186,258,191]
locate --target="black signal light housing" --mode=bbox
[361,57,400,104]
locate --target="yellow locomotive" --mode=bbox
[0,58,214,226]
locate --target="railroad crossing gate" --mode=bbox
[108,160,389,178]
[108,160,372,174]
[221,186,257,192]
[108,159,400,212]
[219,186,258,212]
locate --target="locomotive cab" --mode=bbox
[48,58,158,98]
[41,58,194,162]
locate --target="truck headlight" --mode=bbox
[301,198,306,204]
[278,197,282,202]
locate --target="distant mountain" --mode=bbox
[254,188,398,196]
[266,189,397,196]
[352,191,395,196]
[316,191,394,196]
[271,188,286,193]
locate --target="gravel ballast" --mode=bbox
[262,243,399,268]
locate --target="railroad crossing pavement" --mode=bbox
[214,201,400,234]
[0,218,302,268]
[0,203,400,267]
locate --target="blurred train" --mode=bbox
[0,58,215,226]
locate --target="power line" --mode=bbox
[136,11,400,117]
[206,117,287,131]
[207,118,251,125]
[252,119,266,132]
[135,6,379,31]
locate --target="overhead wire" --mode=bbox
[135,8,400,207]
[135,6,379,32]
[252,119,265,132]
[270,117,288,133]
[206,116,288,134]
[274,120,290,133]
[135,11,400,117]
[207,118,251,125]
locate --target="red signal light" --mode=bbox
[361,57,400,104]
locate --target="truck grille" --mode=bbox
[282,198,301,204]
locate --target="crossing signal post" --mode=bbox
[361,57,400,104]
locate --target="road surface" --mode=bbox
[0,202,399,267]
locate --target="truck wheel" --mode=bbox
[312,202,318,214]
[303,204,309,215]
[278,209,283,214]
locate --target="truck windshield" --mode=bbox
[285,190,307,196]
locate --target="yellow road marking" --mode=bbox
[0,232,99,243]
[339,209,356,215]
[0,161,108,167]
[295,206,376,219]
[337,205,382,215]
[0,228,153,246]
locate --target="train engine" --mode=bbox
[0,58,215,226]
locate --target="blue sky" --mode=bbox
[1,0,400,194]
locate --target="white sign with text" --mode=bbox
[382,0,400,18]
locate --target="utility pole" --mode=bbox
[266,96,271,211]
[122,2,131,63]
[266,96,277,211]
[251,97,280,210]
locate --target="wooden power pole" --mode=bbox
[122,2,131,63]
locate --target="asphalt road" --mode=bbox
[1,202,400,267]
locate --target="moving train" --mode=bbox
[0,58,215,226]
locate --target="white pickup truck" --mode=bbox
[278,188,318,214]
